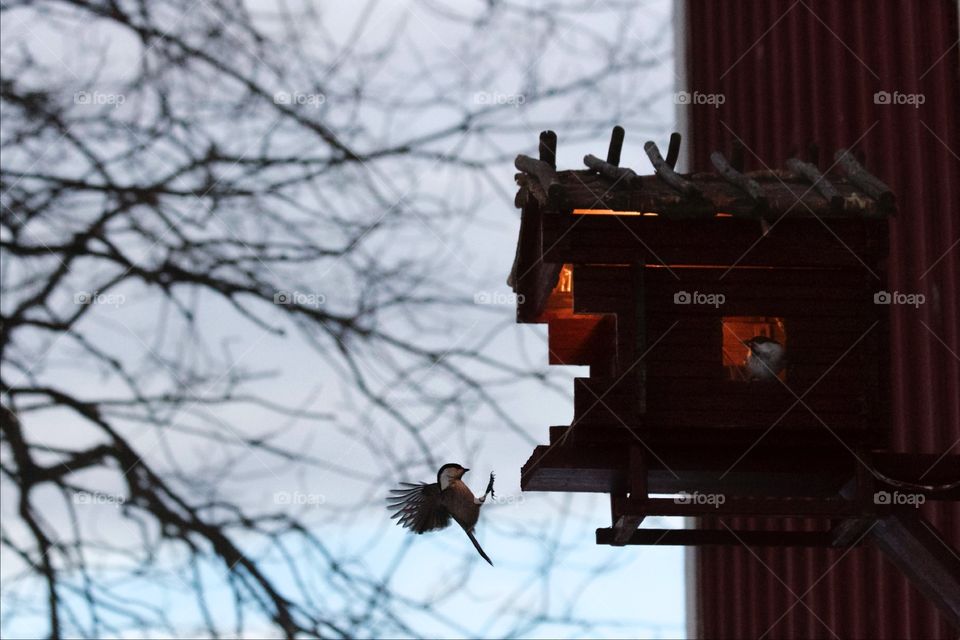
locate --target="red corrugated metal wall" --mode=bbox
[684,1,960,638]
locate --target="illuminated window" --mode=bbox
[556,264,573,293]
[722,316,787,381]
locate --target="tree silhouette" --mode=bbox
[1,1,671,637]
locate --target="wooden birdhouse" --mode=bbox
[510,129,902,539]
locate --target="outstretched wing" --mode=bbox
[387,482,451,533]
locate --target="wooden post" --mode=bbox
[539,130,557,168]
[665,132,682,169]
[606,125,625,166]
[612,446,647,545]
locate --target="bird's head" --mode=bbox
[745,335,782,356]
[437,463,468,489]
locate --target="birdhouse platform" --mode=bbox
[509,130,960,612]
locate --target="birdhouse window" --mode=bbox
[556,264,573,293]
[722,316,787,381]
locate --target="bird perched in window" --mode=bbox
[744,336,786,380]
[388,463,495,565]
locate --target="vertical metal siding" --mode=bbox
[684,1,960,637]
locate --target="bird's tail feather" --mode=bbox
[465,529,493,566]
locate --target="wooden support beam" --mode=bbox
[870,513,960,629]
[644,140,702,197]
[612,496,858,518]
[830,517,876,547]
[583,154,640,186]
[834,149,895,209]
[597,528,851,547]
[611,509,644,546]
[522,441,960,500]
[711,151,767,211]
[612,447,647,545]
[786,157,844,212]
[831,449,880,546]
[606,125,625,166]
[515,154,565,209]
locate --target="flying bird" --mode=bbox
[744,335,786,380]
[388,463,495,565]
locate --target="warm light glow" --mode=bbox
[556,264,573,293]
[573,209,731,218]
[722,316,787,381]
[647,264,781,269]
[573,208,647,216]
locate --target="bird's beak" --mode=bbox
[463,468,470,473]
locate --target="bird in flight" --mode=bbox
[388,463,496,565]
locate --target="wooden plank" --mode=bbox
[834,149,895,210]
[711,151,767,212]
[613,496,857,517]
[644,342,868,365]
[542,169,895,218]
[596,528,851,547]
[522,442,958,496]
[612,447,647,545]
[619,409,866,431]
[547,315,613,367]
[647,316,874,335]
[643,359,860,378]
[541,215,887,269]
[546,425,863,455]
[645,392,862,414]
[516,154,564,210]
[645,140,703,197]
[830,517,877,547]
[786,157,844,211]
[633,263,648,413]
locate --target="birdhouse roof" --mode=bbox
[514,135,895,220]
[508,130,895,322]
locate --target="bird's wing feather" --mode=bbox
[386,482,451,533]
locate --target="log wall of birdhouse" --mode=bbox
[512,194,889,445]
[642,267,888,445]
[542,214,888,269]
[561,260,888,447]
